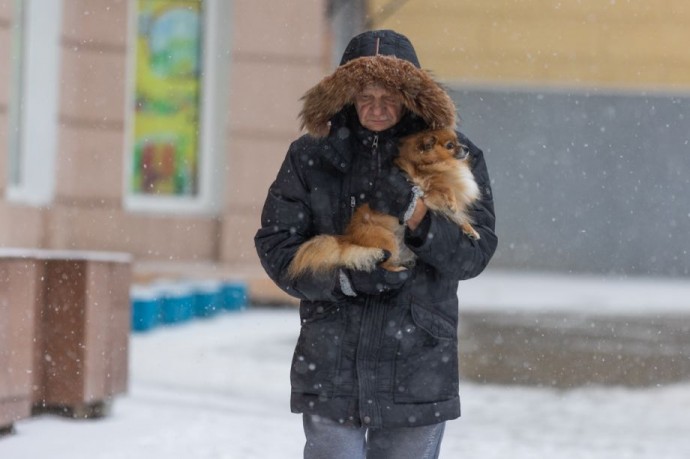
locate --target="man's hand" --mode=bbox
[406,198,427,231]
[341,264,409,296]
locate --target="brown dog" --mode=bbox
[287,129,481,278]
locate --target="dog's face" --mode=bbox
[400,129,469,165]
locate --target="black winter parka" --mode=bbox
[254,30,497,429]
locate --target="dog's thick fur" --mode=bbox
[397,129,481,240]
[287,129,480,278]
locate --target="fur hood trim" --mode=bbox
[299,55,456,137]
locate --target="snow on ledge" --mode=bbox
[0,247,132,263]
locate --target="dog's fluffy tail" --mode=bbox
[287,235,385,278]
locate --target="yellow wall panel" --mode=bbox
[368,0,690,89]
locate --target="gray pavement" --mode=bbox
[458,269,690,387]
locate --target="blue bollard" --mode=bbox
[192,280,223,318]
[158,282,195,325]
[130,285,160,332]
[221,281,248,311]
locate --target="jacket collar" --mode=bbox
[323,108,427,172]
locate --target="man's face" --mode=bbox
[354,84,404,132]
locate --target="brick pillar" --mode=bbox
[33,254,131,417]
[0,256,41,429]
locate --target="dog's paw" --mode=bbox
[355,248,388,272]
[375,249,407,272]
[462,224,481,240]
[378,249,391,262]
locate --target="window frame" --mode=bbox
[6,0,62,206]
[123,0,227,215]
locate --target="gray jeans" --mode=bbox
[303,414,445,459]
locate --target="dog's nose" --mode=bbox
[455,145,469,160]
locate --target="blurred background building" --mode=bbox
[1,0,689,302]
[364,0,690,278]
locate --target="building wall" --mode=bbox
[0,1,13,196]
[368,0,690,89]
[0,0,329,282]
[368,0,690,278]
[0,0,43,248]
[453,88,690,277]
[220,0,328,267]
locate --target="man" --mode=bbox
[255,30,497,458]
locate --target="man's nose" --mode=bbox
[371,99,385,114]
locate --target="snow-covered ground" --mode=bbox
[458,269,690,315]
[3,271,690,458]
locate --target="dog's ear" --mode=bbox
[417,134,437,152]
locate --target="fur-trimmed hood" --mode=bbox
[299,31,456,138]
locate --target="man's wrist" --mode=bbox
[338,269,357,297]
[405,192,427,230]
[402,186,424,224]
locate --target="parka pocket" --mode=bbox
[411,302,456,340]
[291,301,345,396]
[393,301,459,403]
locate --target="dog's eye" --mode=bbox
[445,141,455,150]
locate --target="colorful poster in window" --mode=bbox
[131,0,203,196]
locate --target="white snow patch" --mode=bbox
[2,276,690,458]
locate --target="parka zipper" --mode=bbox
[349,134,381,219]
[372,134,381,175]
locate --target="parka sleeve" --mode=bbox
[254,140,341,302]
[404,134,498,280]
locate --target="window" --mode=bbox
[6,0,61,205]
[124,0,226,214]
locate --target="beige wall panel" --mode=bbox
[0,112,7,192]
[224,136,286,210]
[0,0,12,20]
[0,25,11,106]
[59,47,126,123]
[0,19,9,198]
[221,0,329,272]
[372,13,608,78]
[444,54,690,90]
[604,23,690,63]
[227,60,322,135]
[62,0,128,47]
[45,207,218,261]
[0,202,44,247]
[0,258,39,426]
[385,0,690,24]
[485,20,602,60]
[534,55,605,84]
[232,0,325,58]
[82,263,116,401]
[600,60,690,88]
[369,0,690,88]
[219,208,259,263]
[55,125,124,202]
[525,0,690,23]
